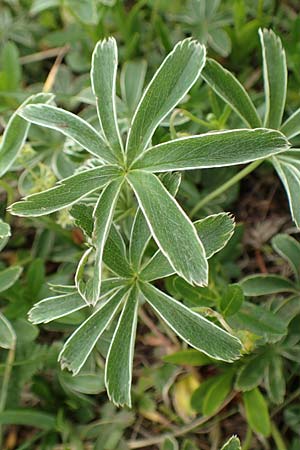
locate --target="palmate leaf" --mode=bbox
[202,58,261,128]
[105,286,139,407]
[0,93,54,177]
[9,166,121,217]
[271,151,300,228]
[140,212,235,282]
[18,104,116,163]
[132,128,289,172]
[59,287,129,375]
[140,282,242,362]
[91,37,124,160]
[259,28,287,130]
[126,38,206,164]
[90,178,124,304]
[127,170,208,286]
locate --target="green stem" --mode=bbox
[271,422,287,450]
[190,159,264,218]
[0,344,16,448]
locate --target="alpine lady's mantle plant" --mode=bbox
[9,37,289,406]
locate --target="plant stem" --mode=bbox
[190,159,264,218]
[0,344,16,448]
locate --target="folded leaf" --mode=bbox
[281,108,300,139]
[18,104,116,163]
[91,178,123,304]
[104,225,132,278]
[133,129,289,172]
[202,58,261,128]
[243,388,271,436]
[259,29,287,129]
[0,266,23,293]
[202,372,234,415]
[235,352,270,391]
[140,282,242,362]
[28,292,87,324]
[265,356,286,405]
[0,220,10,239]
[10,166,121,217]
[128,171,208,286]
[59,287,128,375]
[0,93,54,177]
[0,313,16,350]
[120,59,147,114]
[220,436,241,450]
[240,274,296,296]
[140,213,235,281]
[272,233,300,280]
[91,38,124,160]
[126,38,206,164]
[272,152,300,228]
[105,286,139,407]
[129,209,151,272]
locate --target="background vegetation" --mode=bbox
[0,1,300,449]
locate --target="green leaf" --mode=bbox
[0,93,54,177]
[9,166,121,217]
[59,287,128,375]
[220,436,241,450]
[0,410,56,430]
[140,213,235,281]
[129,209,151,272]
[120,59,147,114]
[0,220,10,239]
[235,352,270,391]
[128,171,208,286]
[28,291,87,324]
[129,172,182,273]
[18,104,116,163]
[243,388,271,436]
[91,38,123,160]
[220,284,244,317]
[90,178,123,304]
[59,371,104,395]
[195,213,235,258]
[0,41,21,90]
[265,356,285,405]
[272,151,300,228]
[133,129,289,172]
[140,282,242,362]
[202,58,261,128]
[0,312,16,350]
[0,266,23,293]
[240,274,296,296]
[281,108,300,139]
[163,349,212,366]
[161,437,179,450]
[105,286,139,407]
[126,38,206,164]
[104,225,132,278]
[202,372,234,416]
[259,29,287,129]
[228,302,287,339]
[271,234,300,280]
